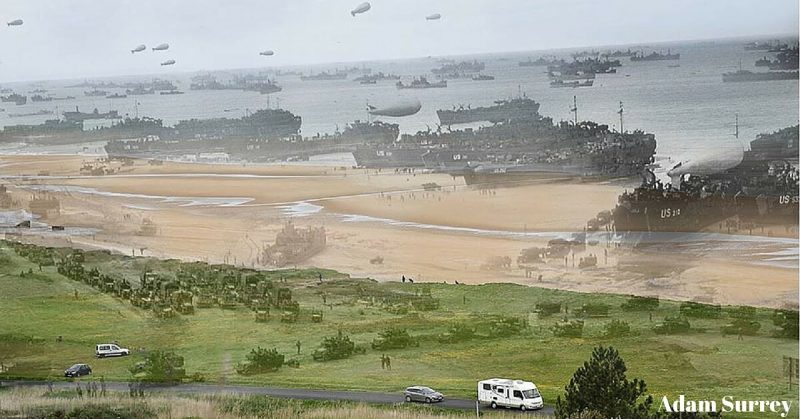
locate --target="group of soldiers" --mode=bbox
[68,379,106,397]
[379,354,392,370]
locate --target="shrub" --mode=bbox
[653,315,691,335]
[536,302,562,317]
[552,320,584,338]
[772,310,799,339]
[603,319,633,338]
[578,303,610,317]
[722,319,761,336]
[236,347,285,375]
[620,296,659,312]
[312,331,355,361]
[371,328,417,350]
[679,302,721,318]
[488,315,527,337]
[726,306,756,320]
[129,350,186,383]
[437,323,476,343]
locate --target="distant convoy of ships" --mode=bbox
[0,39,796,235]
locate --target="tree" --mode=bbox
[555,346,654,419]
[312,330,356,361]
[130,350,186,383]
[772,309,799,339]
[236,346,285,375]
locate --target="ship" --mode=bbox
[258,220,326,267]
[431,60,485,74]
[63,107,121,122]
[8,110,54,118]
[106,93,127,99]
[396,77,447,89]
[159,90,184,95]
[300,71,347,81]
[30,95,53,102]
[84,90,108,97]
[339,120,399,144]
[722,70,799,82]
[126,87,155,95]
[357,102,657,179]
[471,74,495,81]
[1,94,27,105]
[550,79,594,88]
[519,57,564,67]
[612,126,799,233]
[436,96,541,126]
[630,50,680,61]
[352,72,400,83]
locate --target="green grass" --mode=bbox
[0,242,797,418]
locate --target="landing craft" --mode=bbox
[131,44,146,54]
[7,19,23,27]
[351,2,371,16]
[425,13,441,20]
[367,99,421,117]
[152,43,169,51]
[666,148,744,182]
[259,50,275,56]
[160,59,176,66]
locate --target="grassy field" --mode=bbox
[0,240,797,418]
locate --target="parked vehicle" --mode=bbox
[64,363,92,377]
[477,378,543,411]
[96,343,130,358]
[404,386,444,403]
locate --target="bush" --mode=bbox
[620,296,659,312]
[371,328,417,350]
[578,303,610,317]
[679,302,721,318]
[236,347,285,375]
[726,306,756,320]
[653,315,690,335]
[36,404,157,419]
[437,323,476,343]
[312,331,356,361]
[552,320,584,338]
[129,350,186,383]
[772,309,799,339]
[488,315,527,337]
[536,302,562,317]
[603,319,633,338]
[722,319,761,336]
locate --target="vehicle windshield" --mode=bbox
[522,389,540,399]
[420,387,434,393]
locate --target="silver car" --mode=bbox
[404,386,444,403]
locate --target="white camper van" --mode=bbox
[478,378,544,411]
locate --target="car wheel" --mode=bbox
[491,402,498,409]
[425,397,432,403]
[521,405,527,412]
[405,396,412,403]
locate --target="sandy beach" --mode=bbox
[1,155,796,308]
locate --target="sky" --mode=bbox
[0,0,797,82]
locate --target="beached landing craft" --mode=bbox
[426,13,441,20]
[152,43,169,51]
[131,44,146,54]
[259,50,275,56]
[7,19,23,27]
[160,59,176,66]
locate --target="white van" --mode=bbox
[478,378,544,411]
[95,343,130,358]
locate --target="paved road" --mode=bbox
[3,380,554,416]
